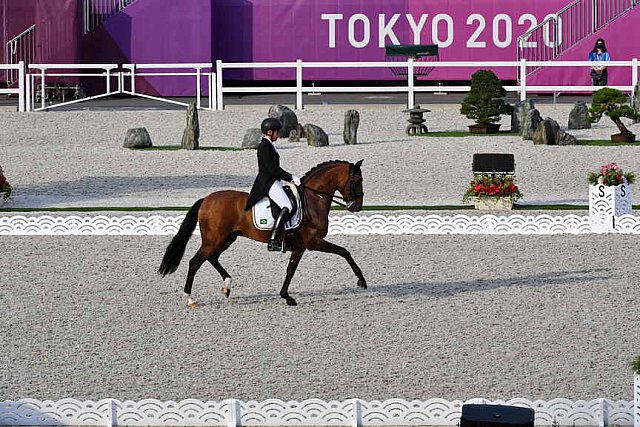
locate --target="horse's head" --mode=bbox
[342,159,364,212]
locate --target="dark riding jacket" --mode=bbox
[245,137,293,210]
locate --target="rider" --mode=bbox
[245,117,301,252]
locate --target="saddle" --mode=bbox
[251,182,303,231]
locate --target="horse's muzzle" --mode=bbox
[347,201,363,212]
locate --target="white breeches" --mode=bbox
[268,180,292,211]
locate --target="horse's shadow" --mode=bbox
[218,267,610,306]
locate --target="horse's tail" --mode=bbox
[158,198,204,276]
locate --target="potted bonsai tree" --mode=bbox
[588,87,640,142]
[460,69,512,134]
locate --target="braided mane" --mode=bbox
[301,160,350,183]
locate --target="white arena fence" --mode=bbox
[0,393,638,427]
[4,59,639,112]
[1,213,640,236]
[0,61,26,112]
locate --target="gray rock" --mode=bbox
[181,102,200,150]
[568,101,591,129]
[242,128,262,149]
[123,128,152,148]
[288,129,300,142]
[343,109,360,144]
[512,99,536,133]
[532,118,560,145]
[268,104,298,139]
[304,123,329,147]
[521,108,543,140]
[556,129,579,145]
[633,82,640,123]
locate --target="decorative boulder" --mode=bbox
[123,128,152,148]
[512,99,536,133]
[242,128,262,149]
[304,124,329,147]
[568,101,591,129]
[268,104,298,139]
[521,108,543,140]
[532,118,560,145]
[556,129,579,146]
[343,109,359,144]
[181,102,200,150]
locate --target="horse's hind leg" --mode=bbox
[183,248,209,307]
[208,234,238,298]
[280,249,306,306]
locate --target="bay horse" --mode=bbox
[158,159,366,306]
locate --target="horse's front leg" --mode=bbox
[280,249,306,306]
[308,240,367,289]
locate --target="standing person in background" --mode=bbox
[589,38,610,86]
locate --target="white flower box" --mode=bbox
[474,197,513,211]
[589,183,633,231]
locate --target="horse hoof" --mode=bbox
[221,287,231,298]
[357,279,367,289]
[286,298,298,306]
[186,302,199,309]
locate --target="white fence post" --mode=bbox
[17,61,25,112]
[296,59,303,110]
[352,399,362,427]
[196,67,202,109]
[520,58,527,101]
[599,398,608,427]
[634,373,639,427]
[107,398,117,427]
[209,72,215,110]
[632,58,638,97]
[228,398,240,427]
[407,58,414,108]
[216,59,224,110]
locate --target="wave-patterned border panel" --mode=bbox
[0,397,635,426]
[1,214,640,236]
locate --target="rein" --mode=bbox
[300,184,352,207]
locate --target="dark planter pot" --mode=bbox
[468,123,501,134]
[611,133,636,143]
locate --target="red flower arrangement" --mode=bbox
[0,166,12,202]
[587,162,635,186]
[463,174,523,203]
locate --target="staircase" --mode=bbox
[4,25,35,85]
[516,0,640,77]
[83,0,138,34]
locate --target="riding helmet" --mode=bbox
[261,117,283,134]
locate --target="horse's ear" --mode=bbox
[353,159,363,174]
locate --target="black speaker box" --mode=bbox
[460,404,534,427]
[472,153,515,173]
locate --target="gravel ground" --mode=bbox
[0,234,638,401]
[1,104,639,208]
[1,104,639,403]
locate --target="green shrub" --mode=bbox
[460,70,512,126]
[588,87,639,136]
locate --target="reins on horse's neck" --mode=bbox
[300,184,350,207]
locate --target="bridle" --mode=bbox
[301,171,363,208]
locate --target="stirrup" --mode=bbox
[267,240,283,252]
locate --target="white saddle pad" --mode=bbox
[252,182,303,231]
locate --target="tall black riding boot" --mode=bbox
[268,207,289,252]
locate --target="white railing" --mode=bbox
[14,58,640,112]
[516,0,639,75]
[24,63,214,111]
[0,61,25,112]
[27,63,119,112]
[215,58,640,109]
[0,396,636,426]
[83,0,137,34]
[121,63,215,110]
[4,25,35,85]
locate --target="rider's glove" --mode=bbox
[292,176,301,186]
